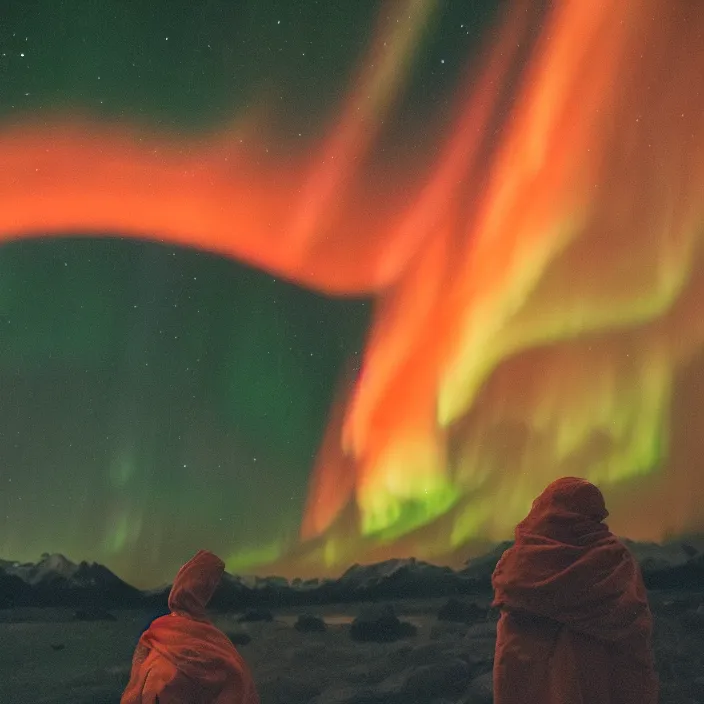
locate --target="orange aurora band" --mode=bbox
[3,0,704,574]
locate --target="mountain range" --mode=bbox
[1,536,703,610]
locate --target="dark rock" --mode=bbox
[437,598,485,624]
[73,607,117,621]
[350,604,417,643]
[237,608,273,623]
[226,631,252,646]
[294,613,326,632]
[50,643,65,651]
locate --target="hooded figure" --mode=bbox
[491,477,658,704]
[121,550,259,704]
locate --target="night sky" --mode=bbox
[0,1,501,586]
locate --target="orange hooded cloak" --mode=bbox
[121,550,260,704]
[491,477,658,704]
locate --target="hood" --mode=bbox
[491,477,653,643]
[168,550,225,620]
[516,476,609,545]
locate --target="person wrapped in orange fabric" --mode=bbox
[121,549,260,704]
[491,477,658,704]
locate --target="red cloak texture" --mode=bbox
[121,550,259,704]
[491,477,658,704]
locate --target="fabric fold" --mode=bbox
[120,550,259,704]
[491,477,658,704]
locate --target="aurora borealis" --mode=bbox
[2,0,704,588]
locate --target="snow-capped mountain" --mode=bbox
[0,553,142,606]
[336,557,459,594]
[3,553,80,586]
[2,536,703,609]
